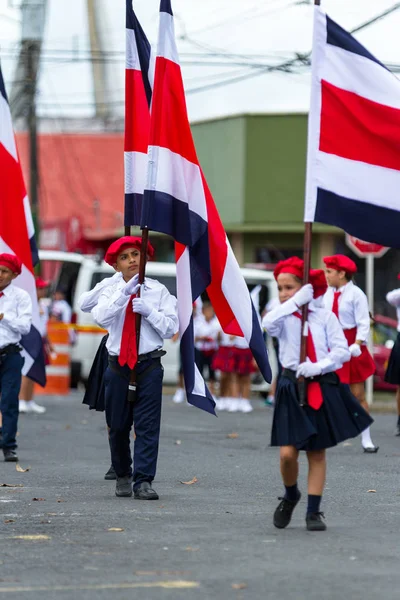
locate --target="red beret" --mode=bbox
[105,236,155,266]
[0,253,22,275]
[274,257,304,281]
[309,269,328,299]
[323,254,357,274]
[35,276,50,289]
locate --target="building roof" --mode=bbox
[16,132,125,237]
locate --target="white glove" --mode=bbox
[349,343,362,357]
[132,297,152,317]
[296,359,322,379]
[123,274,140,296]
[293,284,314,308]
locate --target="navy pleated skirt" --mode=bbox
[385,332,400,385]
[82,335,109,412]
[271,373,373,451]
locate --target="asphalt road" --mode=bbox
[1,392,400,600]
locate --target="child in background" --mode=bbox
[385,275,400,435]
[194,301,219,398]
[229,336,257,413]
[212,330,235,411]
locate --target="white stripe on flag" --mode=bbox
[221,239,253,340]
[124,151,149,194]
[322,45,400,110]
[126,28,140,70]
[146,146,208,222]
[0,93,18,161]
[23,196,35,239]
[157,12,179,64]
[316,152,400,212]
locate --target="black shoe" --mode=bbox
[3,449,18,462]
[395,425,400,436]
[104,465,117,480]
[134,481,159,500]
[115,475,133,497]
[363,446,379,453]
[306,512,327,531]
[273,493,301,529]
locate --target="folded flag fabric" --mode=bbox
[305,5,400,248]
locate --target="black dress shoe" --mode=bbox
[104,465,117,480]
[363,446,379,453]
[3,449,18,462]
[306,512,327,531]
[115,475,133,497]
[273,493,301,529]
[134,481,159,500]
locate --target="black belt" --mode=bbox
[108,351,165,383]
[0,344,22,356]
[137,349,166,362]
[282,368,339,386]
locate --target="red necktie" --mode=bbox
[0,292,4,298]
[119,294,138,369]
[332,291,341,318]
[294,312,324,410]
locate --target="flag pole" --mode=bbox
[299,0,320,406]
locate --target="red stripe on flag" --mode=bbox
[0,144,33,271]
[175,241,186,262]
[320,79,400,172]
[150,57,198,165]
[124,69,151,153]
[202,172,243,337]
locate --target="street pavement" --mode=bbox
[1,392,400,600]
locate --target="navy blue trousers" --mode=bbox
[0,353,24,450]
[104,358,163,488]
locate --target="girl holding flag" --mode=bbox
[262,257,372,531]
[323,255,378,453]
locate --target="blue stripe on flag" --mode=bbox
[326,16,387,69]
[249,304,272,383]
[160,0,173,16]
[126,1,152,107]
[180,316,216,415]
[30,235,39,267]
[315,187,400,248]
[141,190,209,248]
[189,236,211,301]
[21,325,46,387]
[25,345,46,388]
[124,193,143,227]
[0,66,8,103]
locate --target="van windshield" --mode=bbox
[41,260,81,306]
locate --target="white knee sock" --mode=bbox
[361,427,374,449]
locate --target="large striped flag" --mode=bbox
[141,0,272,414]
[305,6,400,248]
[0,63,46,386]
[124,0,154,226]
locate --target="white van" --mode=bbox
[38,250,278,392]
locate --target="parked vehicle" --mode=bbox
[372,314,398,391]
[38,250,279,392]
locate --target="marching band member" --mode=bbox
[384,276,400,435]
[323,255,378,453]
[262,257,372,531]
[92,236,178,500]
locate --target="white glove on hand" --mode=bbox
[123,274,140,296]
[296,359,322,379]
[349,343,362,357]
[132,297,151,317]
[293,284,314,308]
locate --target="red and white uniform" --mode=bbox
[194,316,219,354]
[324,282,375,383]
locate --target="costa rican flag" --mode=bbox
[141,0,272,414]
[0,63,46,386]
[305,6,400,248]
[124,0,154,226]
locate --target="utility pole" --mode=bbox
[10,0,47,232]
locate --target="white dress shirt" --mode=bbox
[92,276,178,356]
[194,316,219,352]
[386,288,400,331]
[323,281,370,342]
[78,272,122,313]
[218,330,234,347]
[51,299,72,324]
[262,297,350,373]
[0,284,32,348]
